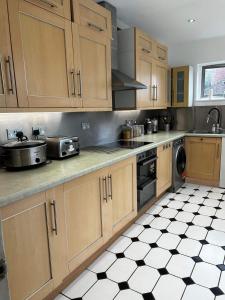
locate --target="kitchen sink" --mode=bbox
[188,129,225,135]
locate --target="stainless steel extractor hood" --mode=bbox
[99,1,146,92]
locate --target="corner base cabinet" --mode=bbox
[185,137,221,186]
[0,157,137,300]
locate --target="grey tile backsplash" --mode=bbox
[0,106,224,147]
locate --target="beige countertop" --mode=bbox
[0,130,224,208]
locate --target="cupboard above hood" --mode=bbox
[99,1,147,92]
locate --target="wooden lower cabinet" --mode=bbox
[0,185,67,300]
[0,157,137,299]
[185,137,221,185]
[157,143,172,197]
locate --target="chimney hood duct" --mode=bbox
[99,1,146,92]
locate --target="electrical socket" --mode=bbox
[81,122,90,130]
[32,126,46,136]
[6,128,23,140]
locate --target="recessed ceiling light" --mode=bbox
[188,18,196,23]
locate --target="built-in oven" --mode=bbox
[137,148,157,210]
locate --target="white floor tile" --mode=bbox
[123,224,144,238]
[54,295,68,300]
[146,205,163,215]
[138,228,162,244]
[124,241,150,260]
[188,196,204,204]
[63,270,97,298]
[177,238,202,257]
[220,202,225,209]
[200,244,225,265]
[204,198,220,207]
[211,187,225,194]
[135,213,154,225]
[216,209,225,220]
[192,262,220,288]
[194,191,208,197]
[128,266,160,293]
[167,221,188,235]
[144,247,171,269]
[186,225,207,240]
[175,211,194,222]
[219,271,225,293]
[212,219,225,232]
[174,194,190,201]
[207,230,225,246]
[106,258,136,282]
[83,279,119,300]
[108,236,132,254]
[208,192,223,200]
[193,215,212,227]
[179,188,195,195]
[197,185,212,191]
[157,197,170,206]
[182,284,214,300]
[199,206,216,217]
[153,274,185,300]
[150,217,171,230]
[88,251,116,273]
[183,183,200,189]
[167,200,184,209]
[159,208,178,219]
[167,254,195,278]
[216,296,225,300]
[157,233,181,250]
[182,203,200,213]
[114,290,142,300]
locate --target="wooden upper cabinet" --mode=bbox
[136,29,155,61]
[7,0,82,108]
[156,43,168,64]
[24,0,71,19]
[153,61,168,109]
[0,186,67,300]
[185,137,221,185]
[0,0,17,108]
[157,143,172,197]
[72,0,112,109]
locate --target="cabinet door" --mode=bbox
[136,57,154,109]
[156,43,168,64]
[25,0,71,19]
[1,193,54,300]
[185,137,221,184]
[157,143,172,197]
[63,169,108,272]
[172,66,189,107]
[154,61,168,109]
[78,28,112,108]
[109,157,137,234]
[0,0,17,108]
[8,0,80,108]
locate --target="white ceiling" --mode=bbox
[103,0,225,45]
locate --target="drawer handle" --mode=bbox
[158,56,166,61]
[88,22,104,32]
[70,69,76,96]
[0,57,5,95]
[39,0,58,8]
[142,48,151,54]
[108,174,113,200]
[77,70,82,98]
[152,85,157,101]
[5,56,15,94]
[50,200,58,235]
[103,176,108,202]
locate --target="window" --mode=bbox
[201,63,225,99]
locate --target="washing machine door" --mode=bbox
[176,145,186,176]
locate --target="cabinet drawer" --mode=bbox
[156,43,168,63]
[73,0,111,38]
[25,0,71,19]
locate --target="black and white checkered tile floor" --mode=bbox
[55,183,225,300]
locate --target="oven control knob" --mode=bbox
[35,158,40,163]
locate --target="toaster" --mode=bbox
[46,136,80,159]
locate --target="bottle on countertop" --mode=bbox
[122,120,133,139]
[145,118,153,134]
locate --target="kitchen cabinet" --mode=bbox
[157,143,172,196]
[25,0,71,19]
[185,137,221,185]
[117,27,168,110]
[7,0,81,108]
[64,156,137,271]
[0,186,67,300]
[0,0,17,108]
[72,0,112,109]
[172,66,193,107]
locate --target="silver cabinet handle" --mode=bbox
[50,200,58,235]
[103,176,108,202]
[108,174,113,200]
[77,70,82,98]
[5,56,15,94]
[88,22,104,32]
[152,85,157,101]
[155,85,158,100]
[0,58,5,95]
[70,69,76,96]
[142,48,151,54]
[39,0,58,8]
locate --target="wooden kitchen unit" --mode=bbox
[0,157,137,300]
[185,136,222,186]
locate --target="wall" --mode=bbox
[169,35,225,105]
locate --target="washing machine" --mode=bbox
[171,138,186,192]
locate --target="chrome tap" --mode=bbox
[206,107,221,133]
